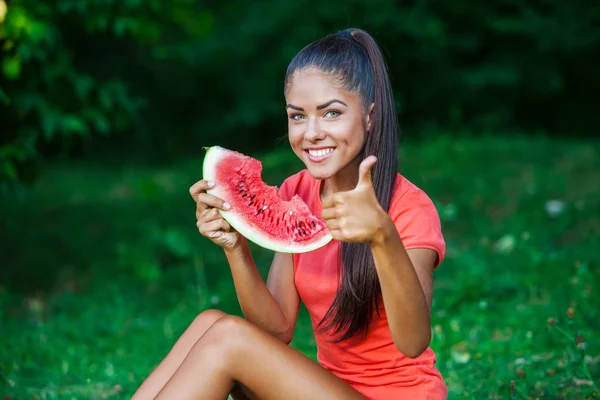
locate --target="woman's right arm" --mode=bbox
[224,246,300,344]
[190,178,300,344]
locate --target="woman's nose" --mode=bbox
[304,118,325,142]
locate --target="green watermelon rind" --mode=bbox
[202,146,333,254]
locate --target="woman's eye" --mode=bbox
[290,114,305,121]
[324,110,340,118]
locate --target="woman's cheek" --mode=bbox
[288,124,303,144]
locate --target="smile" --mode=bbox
[305,148,335,163]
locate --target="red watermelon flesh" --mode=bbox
[202,146,332,253]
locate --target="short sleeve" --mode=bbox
[277,175,295,202]
[389,188,446,269]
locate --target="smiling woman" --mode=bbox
[133,28,447,400]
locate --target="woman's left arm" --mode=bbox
[370,219,436,358]
[321,156,440,358]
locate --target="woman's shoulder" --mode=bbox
[389,173,446,266]
[390,173,438,212]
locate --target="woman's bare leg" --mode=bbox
[131,309,235,399]
[155,315,366,400]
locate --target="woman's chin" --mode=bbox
[304,164,335,181]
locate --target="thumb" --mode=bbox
[356,155,377,189]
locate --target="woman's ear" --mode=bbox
[366,103,375,132]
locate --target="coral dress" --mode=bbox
[278,170,448,400]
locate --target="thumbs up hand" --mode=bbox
[321,156,392,245]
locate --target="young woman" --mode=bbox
[132,28,447,400]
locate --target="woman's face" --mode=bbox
[285,69,371,181]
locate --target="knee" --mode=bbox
[184,316,250,375]
[193,315,249,355]
[194,309,227,326]
[208,315,249,341]
[188,309,227,338]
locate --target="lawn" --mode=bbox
[1,134,599,399]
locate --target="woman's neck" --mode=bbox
[319,159,360,200]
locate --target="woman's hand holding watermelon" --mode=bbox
[321,156,394,246]
[190,179,245,251]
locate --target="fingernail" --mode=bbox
[207,181,214,188]
[223,202,231,210]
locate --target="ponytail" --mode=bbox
[285,29,399,342]
[347,28,398,218]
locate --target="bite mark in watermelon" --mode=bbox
[202,146,332,253]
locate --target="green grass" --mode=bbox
[1,134,599,399]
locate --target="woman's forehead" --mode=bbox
[286,69,358,103]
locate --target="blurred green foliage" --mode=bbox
[1,0,600,186]
[2,2,599,397]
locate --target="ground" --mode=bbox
[1,134,599,399]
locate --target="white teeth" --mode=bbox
[308,148,334,157]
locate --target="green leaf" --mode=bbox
[94,117,110,135]
[2,57,21,80]
[42,111,60,140]
[98,88,113,110]
[74,75,94,100]
[62,115,88,135]
[114,17,129,37]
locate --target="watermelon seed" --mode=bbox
[302,229,307,235]
[298,221,303,227]
[311,221,316,228]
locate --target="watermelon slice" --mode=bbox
[202,146,332,253]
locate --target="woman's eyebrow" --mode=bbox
[286,99,348,112]
[317,99,347,110]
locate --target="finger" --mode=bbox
[196,201,213,220]
[325,219,339,231]
[322,197,333,210]
[197,193,231,211]
[200,218,227,239]
[220,218,232,232]
[329,229,343,241]
[321,207,338,221]
[356,155,377,189]
[196,201,210,218]
[201,208,221,223]
[321,193,343,210]
[189,179,215,199]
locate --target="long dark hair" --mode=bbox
[284,28,399,342]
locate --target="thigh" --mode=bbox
[203,316,367,400]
